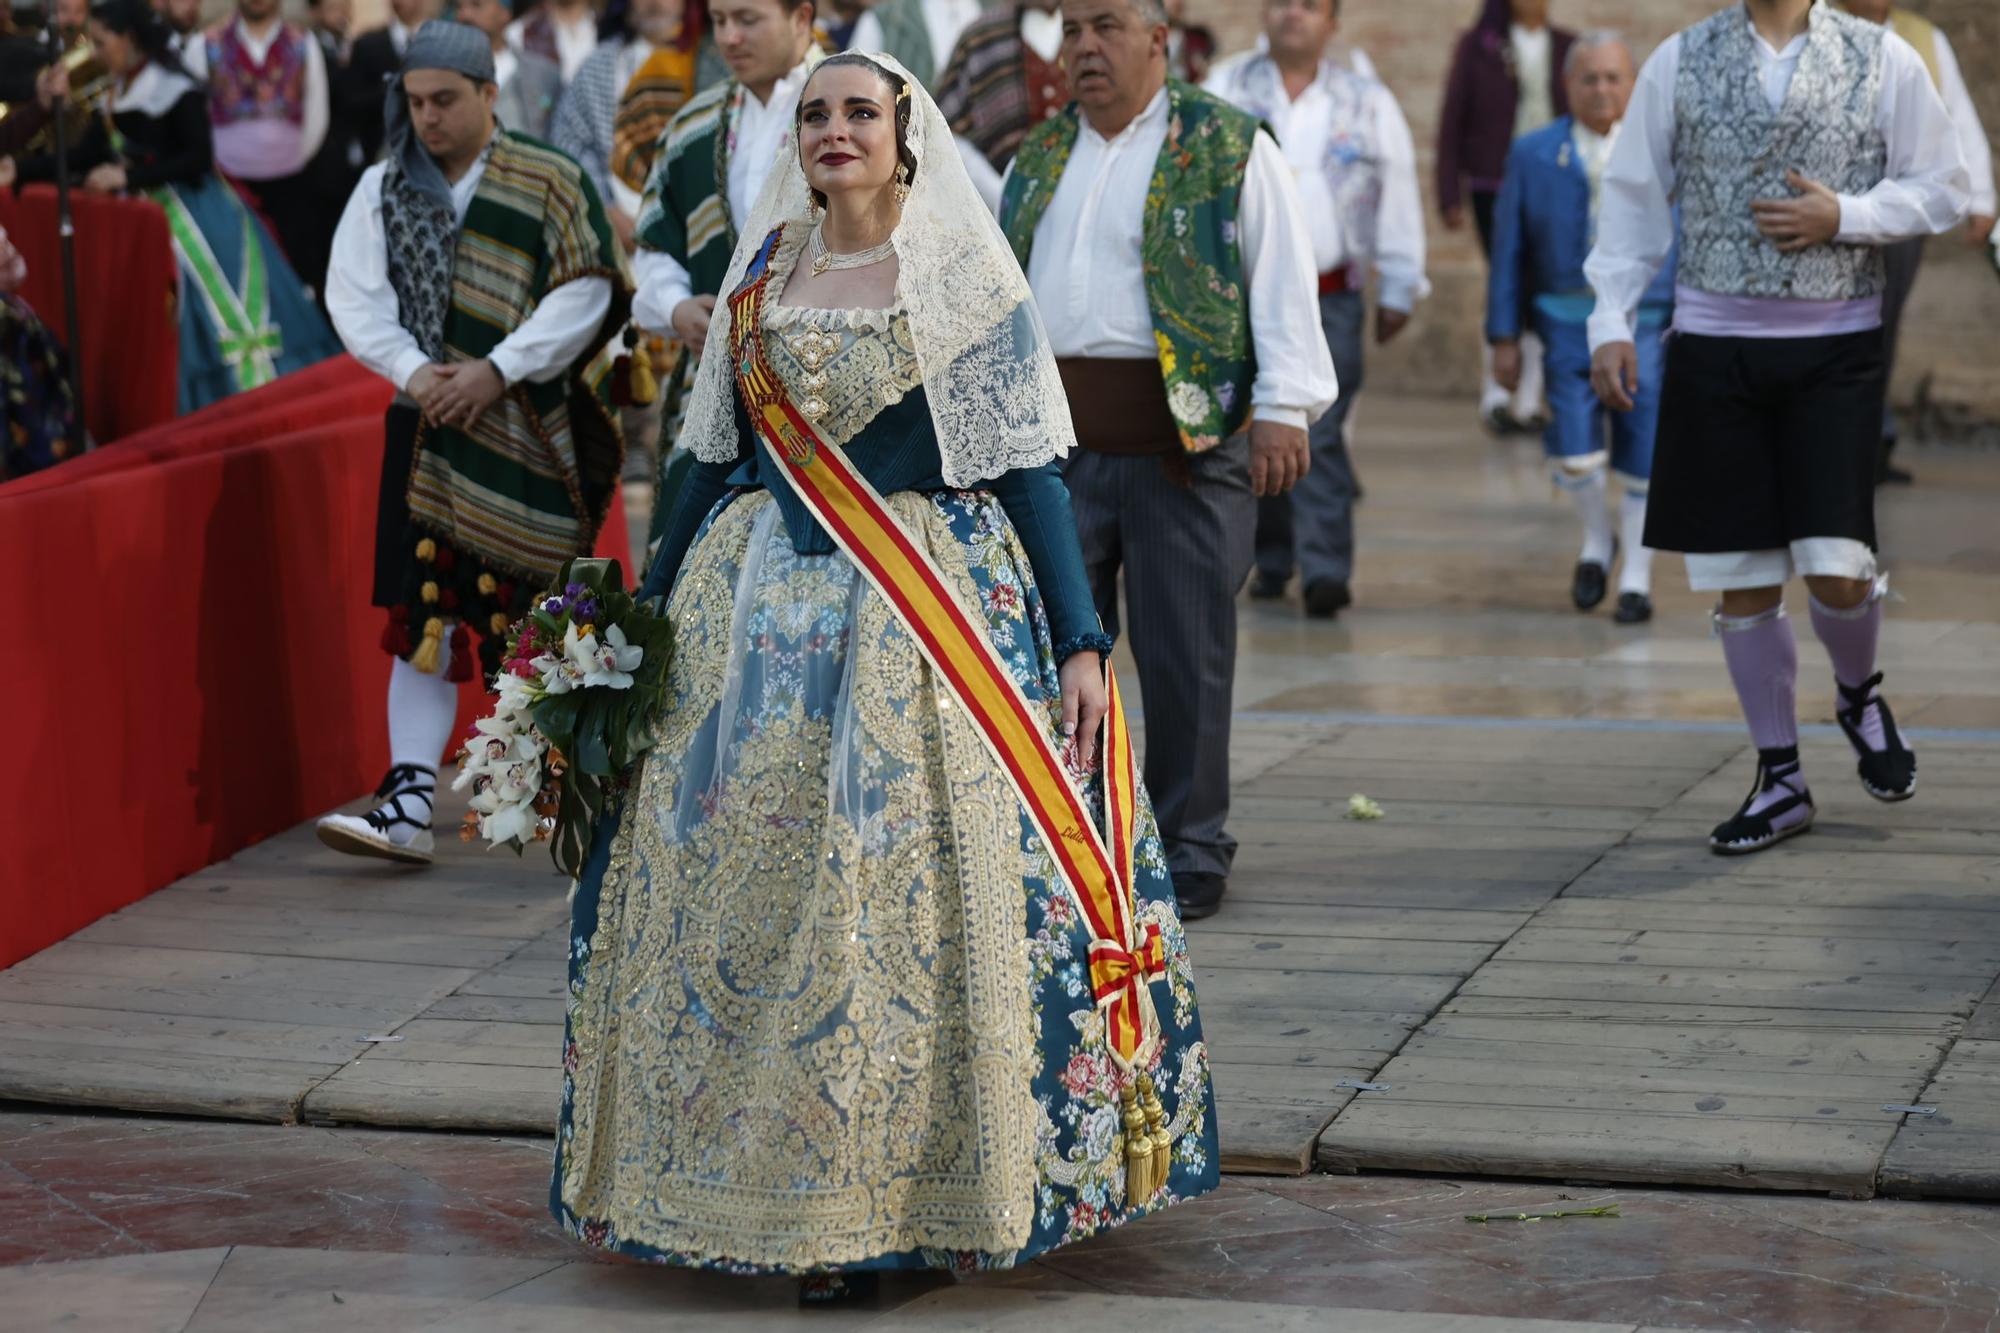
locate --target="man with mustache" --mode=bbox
[999,0,1336,921]
[630,0,819,537]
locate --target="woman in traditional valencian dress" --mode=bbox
[9,0,337,413]
[550,53,1218,1299]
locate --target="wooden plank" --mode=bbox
[1226,820,1619,854]
[1317,1103,1886,1197]
[0,971,430,1028]
[69,913,529,971]
[1434,994,1957,1033]
[1184,934,1491,976]
[1313,729,1742,768]
[0,1037,331,1122]
[1458,962,1983,1015]
[419,993,566,1024]
[110,893,565,939]
[1191,969,1458,1013]
[1406,1019,1946,1078]
[301,1058,558,1133]
[1229,795,1653,833]
[1528,897,2000,940]
[1585,844,2000,886]
[1188,902,1529,943]
[1877,1039,2000,1200]
[1370,1055,1917,1103]
[10,943,478,1001]
[1223,874,1558,910]
[1236,772,1691,809]
[1493,927,2000,975]
[0,1001,375,1064]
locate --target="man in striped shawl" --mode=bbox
[630,0,818,539]
[319,20,631,866]
[935,0,1067,173]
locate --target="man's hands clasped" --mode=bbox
[410,359,508,430]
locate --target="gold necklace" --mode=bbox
[808,222,897,277]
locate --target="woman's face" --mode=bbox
[87,20,134,76]
[798,63,902,208]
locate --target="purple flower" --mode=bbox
[544,596,568,615]
[564,582,588,600]
[574,598,601,622]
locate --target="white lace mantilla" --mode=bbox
[676,51,1077,487]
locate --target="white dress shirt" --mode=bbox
[851,0,984,78]
[1007,88,1338,430]
[327,147,614,392]
[493,45,519,97]
[1572,119,1617,219]
[1510,24,1553,141]
[1928,27,1995,218]
[631,59,815,333]
[1586,26,1969,349]
[1203,52,1430,313]
[203,17,331,181]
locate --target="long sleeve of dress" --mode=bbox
[120,92,214,190]
[988,462,1114,662]
[638,391,750,602]
[11,117,114,185]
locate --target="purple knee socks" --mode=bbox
[1717,605,1805,821]
[1809,590,1886,749]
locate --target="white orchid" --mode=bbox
[579,622,642,690]
[479,800,540,845]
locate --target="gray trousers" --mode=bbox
[1255,289,1366,585]
[1879,236,1924,443]
[1066,435,1256,879]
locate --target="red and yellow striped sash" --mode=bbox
[725,234,1171,1093]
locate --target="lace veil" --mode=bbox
[677,52,1077,487]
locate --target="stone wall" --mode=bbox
[1186,0,2000,418]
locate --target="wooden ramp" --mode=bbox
[1315,735,2000,1198]
[4,721,1998,1199]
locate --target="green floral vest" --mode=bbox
[1000,81,1261,452]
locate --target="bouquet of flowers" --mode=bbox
[452,558,673,877]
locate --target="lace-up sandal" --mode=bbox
[316,763,438,865]
[1835,671,1918,802]
[1709,747,1815,856]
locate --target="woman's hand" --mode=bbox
[1059,651,1108,770]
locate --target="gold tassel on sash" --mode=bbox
[1118,1071,1175,1205]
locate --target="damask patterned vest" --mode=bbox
[1000,82,1260,453]
[1214,55,1383,272]
[1673,3,1887,301]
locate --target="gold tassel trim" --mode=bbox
[1117,1073,1175,1206]
[490,611,511,636]
[420,580,440,605]
[477,572,498,595]
[410,616,447,674]
[629,335,659,406]
[415,537,438,562]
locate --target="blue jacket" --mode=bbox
[1486,115,1677,342]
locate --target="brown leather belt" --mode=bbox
[1056,357,1180,456]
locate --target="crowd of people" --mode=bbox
[0,0,1992,1292]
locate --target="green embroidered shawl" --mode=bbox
[1000,81,1261,452]
[406,131,632,583]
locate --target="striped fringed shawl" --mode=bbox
[404,131,633,583]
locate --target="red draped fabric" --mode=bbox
[0,357,632,967]
[0,185,180,443]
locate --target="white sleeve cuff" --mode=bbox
[1586,310,1635,354]
[1252,406,1310,431]
[1376,275,1421,315]
[391,348,433,394]
[1833,194,1873,244]
[632,248,694,335]
[486,348,520,386]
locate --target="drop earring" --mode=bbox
[893,163,911,207]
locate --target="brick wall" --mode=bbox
[1186,0,2000,418]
